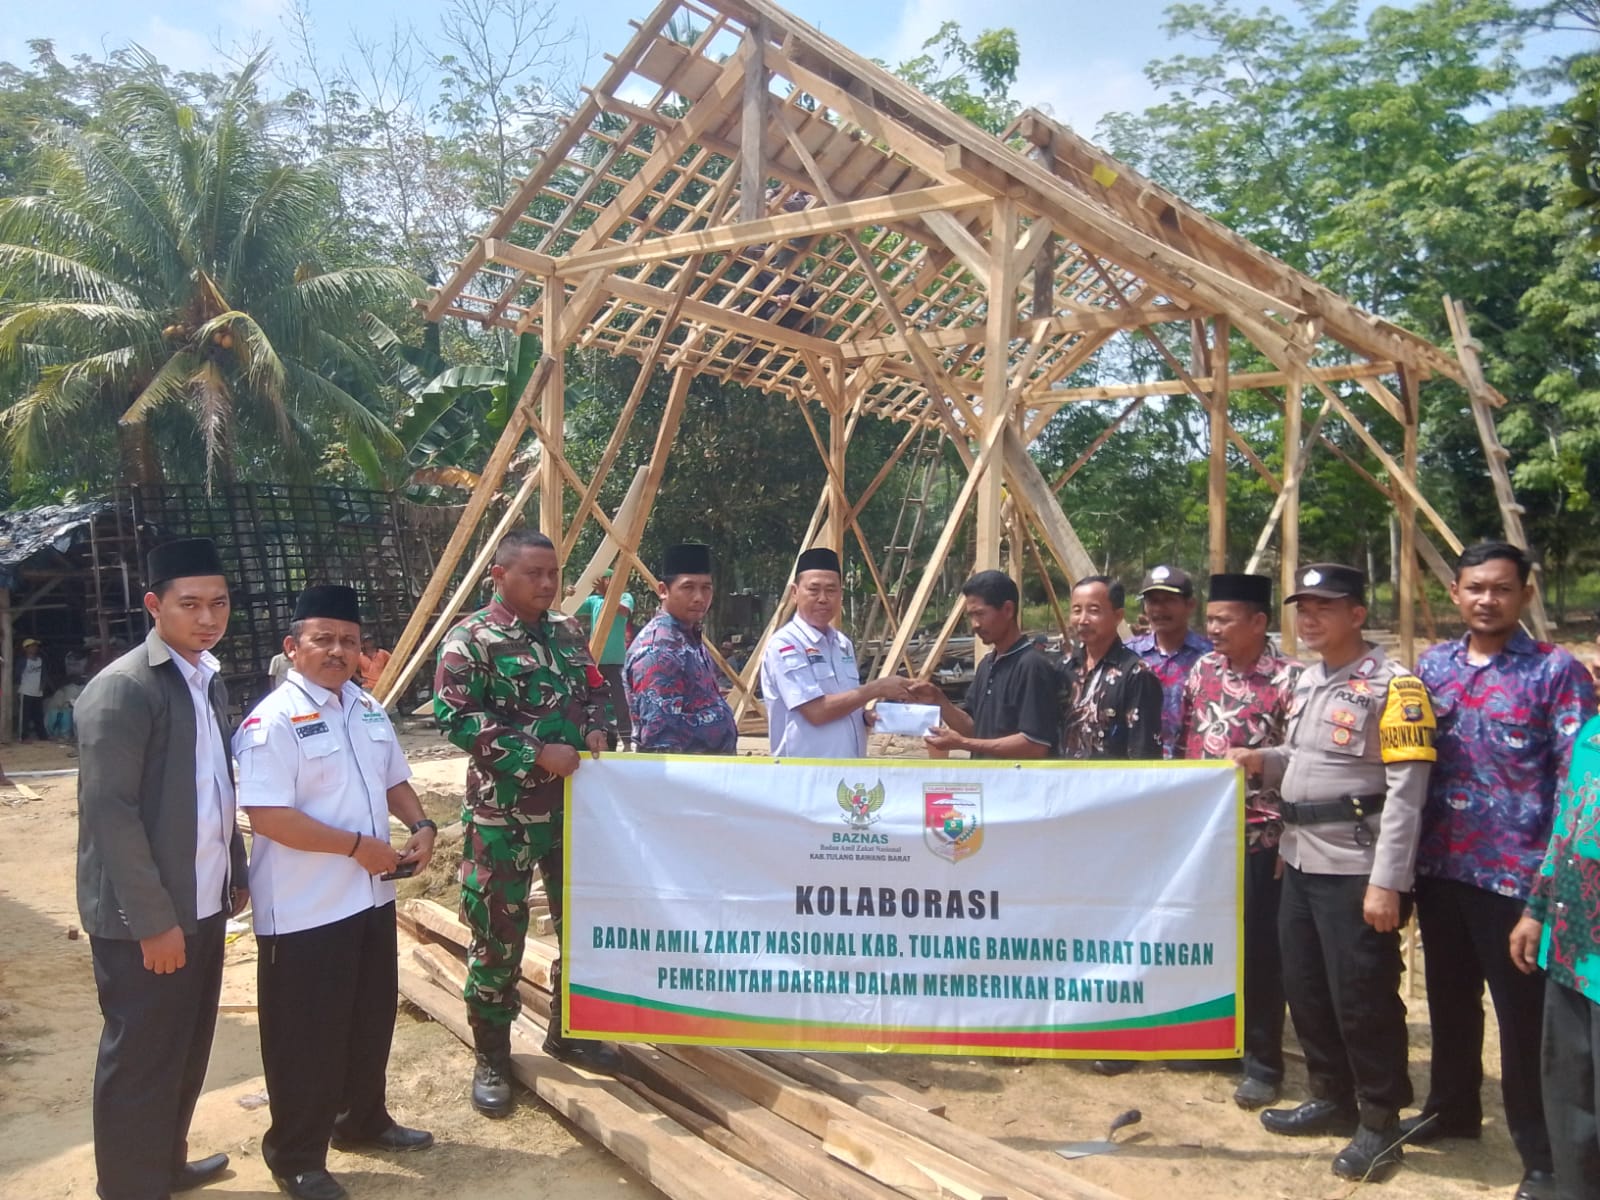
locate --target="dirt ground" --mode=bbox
[0,725,1536,1200]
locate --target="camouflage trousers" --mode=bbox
[459,815,564,1030]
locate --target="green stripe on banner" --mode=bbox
[570,984,1234,1034]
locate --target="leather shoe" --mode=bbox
[543,1029,623,1072]
[1332,1123,1405,1182]
[1232,1076,1280,1110]
[1261,1098,1359,1137]
[273,1170,348,1200]
[1397,1111,1482,1144]
[171,1153,229,1192]
[331,1122,434,1153]
[1515,1169,1556,1200]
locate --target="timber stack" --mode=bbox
[395,897,1129,1200]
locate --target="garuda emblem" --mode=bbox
[837,779,886,830]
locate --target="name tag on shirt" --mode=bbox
[294,720,330,739]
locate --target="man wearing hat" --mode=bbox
[1178,573,1302,1109]
[1128,565,1212,759]
[235,585,436,1200]
[623,543,738,754]
[1231,563,1436,1182]
[16,636,50,740]
[576,567,635,748]
[760,547,911,757]
[1406,542,1592,1200]
[75,538,248,1200]
[434,529,616,1118]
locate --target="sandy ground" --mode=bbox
[0,726,1536,1200]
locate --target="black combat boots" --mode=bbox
[543,960,622,1071]
[470,1024,514,1117]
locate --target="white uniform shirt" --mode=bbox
[234,669,411,935]
[169,643,236,920]
[19,656,43,698]
[760,614,868,758]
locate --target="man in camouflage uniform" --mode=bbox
[433,530,615,1118]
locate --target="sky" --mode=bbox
[3,0,1586,140]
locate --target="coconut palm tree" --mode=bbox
[0,50,423,486]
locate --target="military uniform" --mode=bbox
[433,596,612,1034]
[1259,565,1435,1166]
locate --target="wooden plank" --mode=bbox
[920,210,992,282]
[822,1120,1004,1200]
[396,965,803,1200]
[1000,425,1097,583]
[554,184,987,279]
[1280,377,1302,655]
[739,22,770,225]
[1208,317,1230,573]
[976,198,1021,573]
[840,305,1195,360]
[542,278,566,539]
[1025,361,1396,405]
[559,467,651,614]
[757,1053,946,1119]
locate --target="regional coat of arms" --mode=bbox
[924,783,984,863]
[837,779,886,829]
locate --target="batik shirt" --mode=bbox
[433,596,612,825]
[622,611,738,755]
[1416,631,1595,898]
[1179,649,1302,852]
[1128,629,1213,758]
[1526,714,1600,1003]
[1058,639,1163,760]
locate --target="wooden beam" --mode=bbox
[739,22,769,225]
[1399,401,1418,666]
[541,279,565,539]
[919,209,992,282]
[551,184,986,279]
[1028,360,1398,405]
[1280,377,1303,655]
[1001,424,1098,583]
[1208,316,1230,573]
[840,304,1195,360]
[976,198,1021,572]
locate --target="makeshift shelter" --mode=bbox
[380,0,1536,712]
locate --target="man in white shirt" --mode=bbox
[235,586,437,1200]
[760,547,909,757]
[18,637,47,740]
[75,537,248,1200]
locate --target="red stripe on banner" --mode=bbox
[569,993,1236,1052]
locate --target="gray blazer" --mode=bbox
[76,630,247,940]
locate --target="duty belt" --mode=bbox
[1280,793,1386,826]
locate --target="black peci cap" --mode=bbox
[1209,573,1273,607]
[293,585,362,625]
[795,547,842,576]
[147,538,225,587]
[662,543,713,577]
[1285,563,1366,604]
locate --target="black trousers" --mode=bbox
[91,913,226,1200]
[1279,865,1412,1127]
[257,903,397,1177]
[599,663,630,743]
[20,692,45,740]
[1243,849,1286,1084]
[1543,978,1600,1200]
[1415,876,1551,1172]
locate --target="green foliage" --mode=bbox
[890,22,1022,134]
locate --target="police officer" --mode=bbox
[236,585,436,1200]
[1230,563,1435,1183]
[433,530,616,1119]
[760,547,909,757]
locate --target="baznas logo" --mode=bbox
[837,779,886,829]
[924,783,983,863]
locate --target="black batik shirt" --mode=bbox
[1059,638,1163,761]
[962,636,1062,757]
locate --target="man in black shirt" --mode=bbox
[1060,576,1162,761]
[909,571,1058,758]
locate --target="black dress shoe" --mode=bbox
[1232,1076,1280,1110]
[1332,1123,1405,1182]
[171,1153,229,1192]
[1260,1098,1359,1137]
[543,1030,623,1072]
[1397,1111,1482,1144]
[1515,1169,1556,1200]
[330,1122,434,1152]
[273,1170,348,1200]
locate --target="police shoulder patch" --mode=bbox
[1378,674,1436,763]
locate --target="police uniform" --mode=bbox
[433,590,614,1097]
[235,589,419,1186]
[1258,564,1435,1175]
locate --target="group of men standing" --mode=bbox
[68,527,1600,1200]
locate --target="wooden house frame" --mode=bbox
[374,0,1537,711]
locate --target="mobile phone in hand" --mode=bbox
[380,859,419,881]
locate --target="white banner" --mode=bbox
[563,755,1242,1058]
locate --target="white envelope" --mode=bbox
[871,701,943,737]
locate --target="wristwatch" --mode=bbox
[409,818,438,836]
